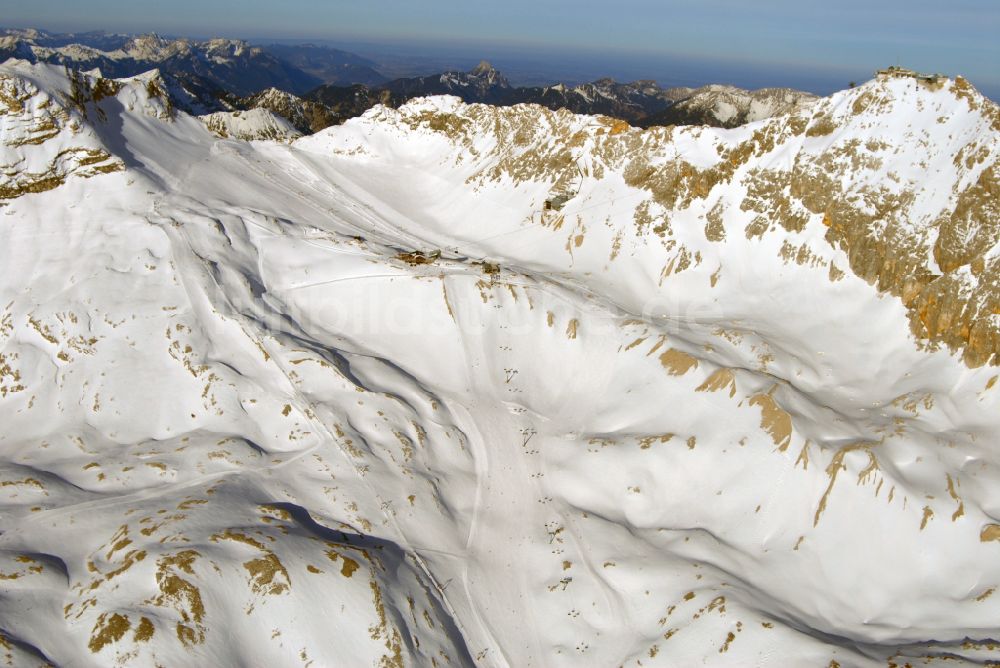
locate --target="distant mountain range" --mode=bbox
[1,30,317,95]
[295,61,817,133]
[1,27,818,133]
[0,28,380,95]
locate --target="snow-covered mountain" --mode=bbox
[641,83,819,127]
[200,107,301,142]
[1,58,1000,667]
[240,87,339,135]
[0,27,132,51]
[0,27,389,91]
[1,32,323,95]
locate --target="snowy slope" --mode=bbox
[642,83,818,127]
[200,108,301,142]
[1,59,999,667]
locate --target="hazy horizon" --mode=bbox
[2,0,998,99]
[259,34,924,96]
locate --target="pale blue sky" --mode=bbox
[4,0,998,94]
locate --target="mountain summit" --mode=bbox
[470,59,494,75]
[469,59,506,84]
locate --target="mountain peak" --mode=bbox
[126,33,170,48]
[464,60,509,89]
[117,33,191,61]
[470,60,496,76]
